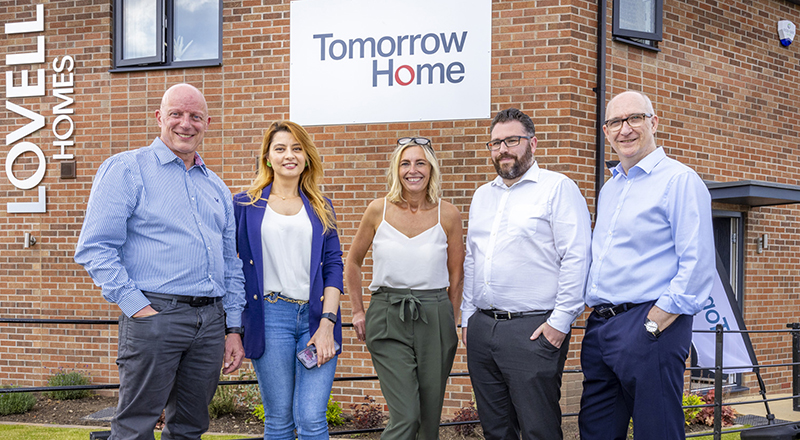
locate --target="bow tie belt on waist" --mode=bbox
[372,287,449,323]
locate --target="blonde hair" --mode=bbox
[243,121,336,232]
[385,141,441,204]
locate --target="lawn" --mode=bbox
[0,424,250,440]
[689,425,748,440]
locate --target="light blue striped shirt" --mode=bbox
[75,138,245,326]
[585,147,715,316]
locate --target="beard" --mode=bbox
[492,145,534,181]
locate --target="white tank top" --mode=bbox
[368,200,450,291]
[261,203,312,301]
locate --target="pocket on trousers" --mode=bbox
[535,334,561,354]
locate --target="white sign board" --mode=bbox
[290,0,492,125]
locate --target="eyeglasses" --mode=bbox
[486,136,530,151]
[397,137,431,148]
[604,113,653,132]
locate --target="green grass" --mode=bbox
[0,424,249,440]
[689,425,749,440]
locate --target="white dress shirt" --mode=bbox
[462,162,592,334]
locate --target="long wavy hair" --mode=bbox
[244,121,336,232]
[385,140,441,204]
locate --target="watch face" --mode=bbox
[645,320,658,332]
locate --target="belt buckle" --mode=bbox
[189,297,206,307]
[494,311,511,320]
[596,306,614,318]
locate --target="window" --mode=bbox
[612,0,663,51]
[113,0,222,71]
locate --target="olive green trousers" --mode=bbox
[365,287,458,440]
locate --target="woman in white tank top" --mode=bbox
[346,137,464,440]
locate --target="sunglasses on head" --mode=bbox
[397,137,432,148]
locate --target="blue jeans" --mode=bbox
[252,296,337,440]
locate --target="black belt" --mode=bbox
[143,291,221,307]
[593,303,637,319]
[480,309,549,320]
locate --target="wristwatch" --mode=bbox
[644,319,661,337]
[321,312,337,324]
[225,326,244,336]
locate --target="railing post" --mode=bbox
[714,323,723,440]
[788,322,800,412]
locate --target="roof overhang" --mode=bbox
[705,180,800,207]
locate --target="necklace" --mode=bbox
[271,192,298,201]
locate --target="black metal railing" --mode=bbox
[1,317,798,440]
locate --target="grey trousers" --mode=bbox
[365,287,458,440]
[111,295,225,440]
[467,310,570,440]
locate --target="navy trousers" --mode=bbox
[579,301,692,440]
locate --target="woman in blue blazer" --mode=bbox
[234,121,343,440]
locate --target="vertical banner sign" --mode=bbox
[691,252,758,374]
[290,0,492,126]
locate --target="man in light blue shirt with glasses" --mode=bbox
[579,91,714,440]
[75,83,246,440]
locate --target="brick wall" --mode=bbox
[1,0,799,419]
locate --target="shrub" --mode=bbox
[252,404,265,422]
[44,368,92,400]
[693,390,738,427]
[0,385,37,415]
[451,400,479,437]
[209,370,262,418]
[683,393,704,425]
[327,397,346,426]
[209,381,238,419]
[350,396,384,430]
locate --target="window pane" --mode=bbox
[173,0,219,62]
[619,0,655,34]
[123,0,158,59]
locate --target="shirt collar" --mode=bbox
[490,160,540,189]
[611,146,666,178]
[152,137,208,175]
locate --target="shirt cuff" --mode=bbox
[117,291,151,318]
[547,309,578,335]
[225,310,242,328]
[460,308,476,328]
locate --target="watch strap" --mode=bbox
[321,312,337,324]
[225,326,244,335]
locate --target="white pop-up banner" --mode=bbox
[290,0,492,126]
[691,252,758,374]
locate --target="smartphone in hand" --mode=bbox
[297,341,341,369]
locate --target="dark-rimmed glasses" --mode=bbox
[604,113,653,132]
[486,136,531,151]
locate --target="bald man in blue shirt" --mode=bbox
[579,91,715,440]
[75,84,246,440]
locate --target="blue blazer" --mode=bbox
[233,184,344,360]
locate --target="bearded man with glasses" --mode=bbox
[579,91,715,440]
[461,107,592,439]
